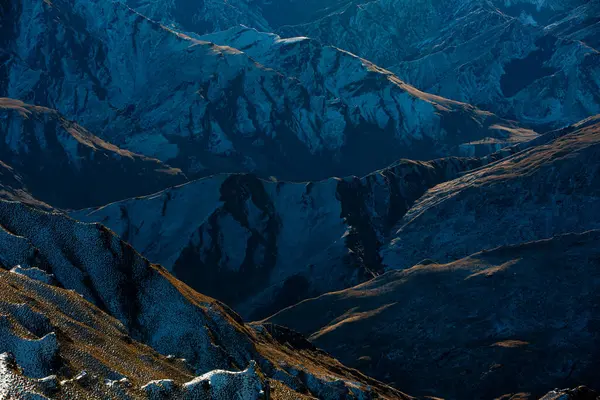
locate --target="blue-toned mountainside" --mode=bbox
[122,0,600,129]
[264,116,600,398]
[266,230,600,399]
[0,199,409,399]
[277,0,598,128]
[0,98,186,209]
[1,0,538,182]
[73,157,485,320]
[1,0,600,398]
[73,115,600,323]
[382,115,600,269]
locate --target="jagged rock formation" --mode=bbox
[73,156,487,319]
[1,0,536,181]
[0,98,186,209]
[382,115,600,270]
[266,231,600,399]
[276,0,600,128]
[0,199,408,399]
[539,386,600,400]
[111,0,600,128]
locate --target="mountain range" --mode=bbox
[1,0,599,398]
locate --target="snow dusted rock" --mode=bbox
[141,378,177,397]
[0,317,58,378]
[73,157,486,319]
[0,202,409,399]
[183,360,265,399]
[0,98,186,209]
[0,353,51,399]
[2,0,535,181]
[278,0,599,128]
[10,266,56,285]
[0,200,254,373]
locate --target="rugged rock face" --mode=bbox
[113,0,600,128]
[1,0,535,181]
[73,156,486,319]
[382,115,600,270]
[278,0,599,128]
[539,386,600,400]
[0,200,409,399]
[0,98,186,209]
[266,231,600,399]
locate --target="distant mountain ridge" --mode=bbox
[2,0,537,182]
[117,0,600,128]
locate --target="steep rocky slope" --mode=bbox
[267,231,600,399]
[382,115,600,270]
[114,0,600,128]
[2,0,535,181]
[278,0,599,128]
[0,98,186,209]
[73,157,487,320]
[0,199,408,399]
[0,159,51,209]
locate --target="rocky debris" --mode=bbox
[0,98,187,209]
[267,231,600,399]
[0,318,58,379]
[540,386,600,400]
[0,353,52,399]
[382,116,600,271]
[2,0,534,182]
[10,265,56,285]
[73,156,485,319]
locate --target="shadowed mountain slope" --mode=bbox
[382,115,600,270]
[72,156,488,320]
[0,199,409,399]
[0,98,186,209]
[267,230,600,399]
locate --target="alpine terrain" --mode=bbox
[0,0,599,398]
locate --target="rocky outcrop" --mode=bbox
[2,0,534,181]
[539,386,599,400]
[267,231,600,399]
[0,98,186,209]
[142,361,266,399]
